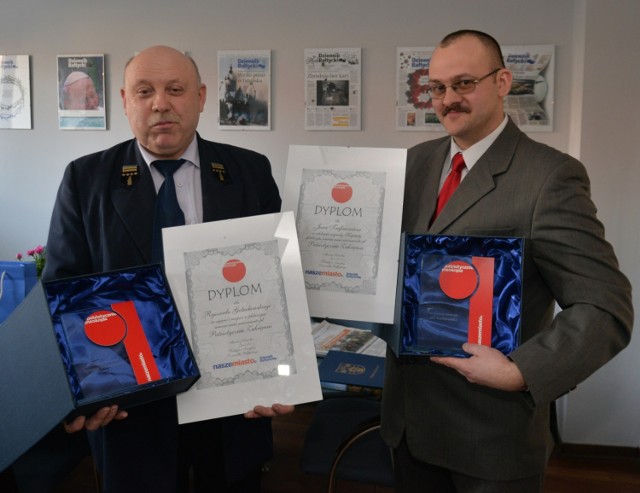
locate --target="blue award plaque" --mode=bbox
[45,264,199,412]
[398,235,523,357]
[0,264,200,472]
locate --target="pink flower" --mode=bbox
[16,245,46,278]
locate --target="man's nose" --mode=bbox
[152,92,170,112]
[441,86,463,106]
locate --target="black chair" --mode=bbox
[299,396,394,493]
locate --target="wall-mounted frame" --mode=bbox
[305,48,361,131]
[217,50,271,130]
[0,55,31,130]
[57,54,106,130]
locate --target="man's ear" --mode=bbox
[120,87,128,115]
[497,69,513,98]
[199,83,207,113]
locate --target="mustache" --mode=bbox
[148,114,179,126]
[442,104,469,116]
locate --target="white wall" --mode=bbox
[0,0,637,448]
[557,0,640,447]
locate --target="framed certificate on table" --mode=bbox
[163,212,322,423]
[282,145,406,324]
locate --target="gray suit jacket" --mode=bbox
[380,119,633,480]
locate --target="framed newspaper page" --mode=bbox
[304,48,361,130]
[163,212,322,423]
[282,145,406,324]
[0,55,31,129]
[57,54,106,130]
[502,45,555,132]
[217,50,271,129]
[396,47,440,131]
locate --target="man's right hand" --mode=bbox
[63,405,128,432]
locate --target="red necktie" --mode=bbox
[431,152,466,224]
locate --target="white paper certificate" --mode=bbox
[163,212,322,423]
[297,169,384,295]
[283,146,406,323]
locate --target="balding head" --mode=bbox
[124,46,202,85]
[121,45,207,159]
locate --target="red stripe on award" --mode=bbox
[111,301,162,384]
[468,257,494,346]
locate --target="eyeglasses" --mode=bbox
[426,68,501,99]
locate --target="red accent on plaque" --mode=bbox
[467,257,495,346]
[111,301,162,384]
[84,311,127,346]
[438,260,478,300]
[331,182,353,203]
[222,259,246,283]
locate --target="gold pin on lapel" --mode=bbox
[121,164,140,187]
[211,162,228,183]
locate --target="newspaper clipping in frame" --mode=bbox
[396,45,554,132]
[305,48,361,131]
[218,50,271,130]
[0,55,31,130]
[502,45,554,132]
[57,54,106,130]
[396,47,440,131]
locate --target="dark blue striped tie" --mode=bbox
[151,159,186,263]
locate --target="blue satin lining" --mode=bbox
[45,265,198,405]
[402,235,522,357]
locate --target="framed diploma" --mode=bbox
[163,212,322,423]
[282,145,406,324]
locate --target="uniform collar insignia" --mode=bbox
[121,164,140,187]
[211,162,230,184]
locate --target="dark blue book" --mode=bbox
[319,350,385,389]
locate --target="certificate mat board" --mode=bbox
[282,145,406,324]
[163,212,322,423]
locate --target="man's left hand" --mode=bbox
[244,403,295,419]
[431,343,527,392]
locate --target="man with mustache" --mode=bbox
[381,30,633,492]
[42,45,292,493]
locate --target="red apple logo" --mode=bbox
[222,258,246,283]
[331,182,353,203]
